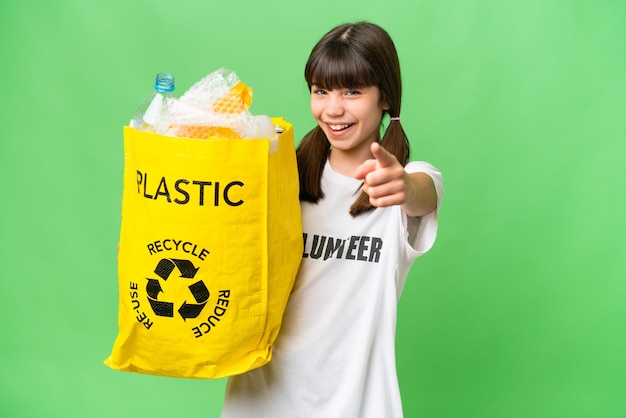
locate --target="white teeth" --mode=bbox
[328,124,351,131]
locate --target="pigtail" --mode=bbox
[380,119,410,166]
[297,126,331,203]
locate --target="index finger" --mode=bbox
[371,142,397,168]
[354,159,377,180]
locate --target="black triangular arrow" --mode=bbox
[147,297,174,317]
[146,278,163,299]
[172,259,200,278]
[188,280,210,303]
[154,259,176,280]
[178,301,208,321]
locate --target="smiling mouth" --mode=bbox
[327,123,354,132]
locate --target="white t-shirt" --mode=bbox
[222,160,443,418]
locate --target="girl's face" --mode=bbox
[310,85,388,158]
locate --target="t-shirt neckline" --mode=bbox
[324,159,362,187]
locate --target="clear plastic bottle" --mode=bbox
[131,73,175,132]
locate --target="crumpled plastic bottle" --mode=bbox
[130,73,175,132]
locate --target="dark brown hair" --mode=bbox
[296,21,410,216]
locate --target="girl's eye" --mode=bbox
[345,90,360,96]
[312,87,327,95]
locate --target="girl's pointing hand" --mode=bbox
[355,142,437,217]
[354,142,407,208]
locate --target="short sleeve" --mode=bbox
[401,161,444,258]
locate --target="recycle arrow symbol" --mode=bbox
[178,280,210,321]
[146,258,209,320]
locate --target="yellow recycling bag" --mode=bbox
[105,118,302,379]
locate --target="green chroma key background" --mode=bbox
[1,0,624,417]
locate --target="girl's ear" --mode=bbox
[381,96,391,111]
[379,88,391,111]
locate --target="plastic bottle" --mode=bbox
[131,73,175,132]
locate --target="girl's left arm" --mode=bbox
[401,171,437,217]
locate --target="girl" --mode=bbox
[222,21,444,418]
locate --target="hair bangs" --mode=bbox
[306,43,378,90]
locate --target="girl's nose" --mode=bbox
[325,93,345,117]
